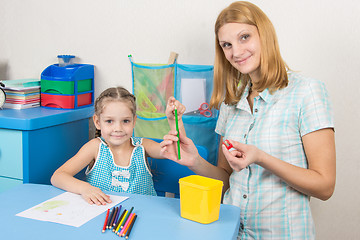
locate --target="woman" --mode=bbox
[161,1,335,239]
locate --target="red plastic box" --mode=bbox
[41,93,92,109]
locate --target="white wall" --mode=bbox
[1,0,359,239]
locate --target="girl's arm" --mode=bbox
[142,138,163,159]
[50,138,111,205]
[223,128,336,200]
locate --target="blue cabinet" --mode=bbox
[0,107,94,193]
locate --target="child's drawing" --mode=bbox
[16,192,128,227]
[35,200,68,212]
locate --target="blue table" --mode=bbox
[0,184,241,240]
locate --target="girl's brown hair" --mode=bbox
[94,87,136,137]
[210,1,288,109]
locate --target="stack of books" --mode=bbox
[2,79,41,109]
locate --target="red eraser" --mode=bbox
[223,140,233,150]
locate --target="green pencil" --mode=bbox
[175,107,181,159]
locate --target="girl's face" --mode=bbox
[218,22,261,81]
[93,100,136,147]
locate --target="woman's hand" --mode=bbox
[79,184,112,205]
[160,130,199,167]
[221,139,263,171]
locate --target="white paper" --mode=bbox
[16,192,128,227]
[181,78,206,113]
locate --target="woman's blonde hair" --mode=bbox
[210,1,288,109]
[94,86,136,137]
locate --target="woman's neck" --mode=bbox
[247,84,259,113]
[249,69,261,90]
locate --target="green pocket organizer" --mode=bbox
[133,63,175,113]
[134,111,171,139]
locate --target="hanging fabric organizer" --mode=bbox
[130,56,220,165]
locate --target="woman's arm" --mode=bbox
[161,132,232,192]
[50,138,111,205]
[223,128,336,200]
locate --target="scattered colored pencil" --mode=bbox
[113,209,126,233]
[102,209,110,233]
[106,207,115,229]
[120,207,134,229]
[112,205,121,228]
[101,206,137,238]
[121,213,135,237]
[125,214,137,239]
[120,213,134,236]
[115,210,128,233]
[109,206,118,229]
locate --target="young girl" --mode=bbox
[161,1,335,239]
[51,87,184,205]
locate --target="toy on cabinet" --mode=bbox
[41,55,94,109]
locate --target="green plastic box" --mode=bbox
[41,79,92,95]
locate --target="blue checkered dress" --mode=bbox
[216,71,334,239]
[85,137,156,196]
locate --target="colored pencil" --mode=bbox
[120,213,134,236]
[125,215,137,239]
[106,207,115,229]
[121,213,135,237]
[102,209,110,233]
[112,205,121,228]
[120,207,134,229]
[115,210,128,233]
[113,209,126,233]
[109,206,118,229]
[175,107,181,159]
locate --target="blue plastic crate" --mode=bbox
[41,64,94,109]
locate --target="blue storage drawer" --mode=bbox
[0,107,94,193]
[0,129,23,179]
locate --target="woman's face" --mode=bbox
[218,22,261,81]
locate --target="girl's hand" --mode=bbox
[166,96,186,121]
[160,130,199,167]
[221,140,262,171]
[80,184,112,205]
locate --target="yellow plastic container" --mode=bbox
[179,175,223,224]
